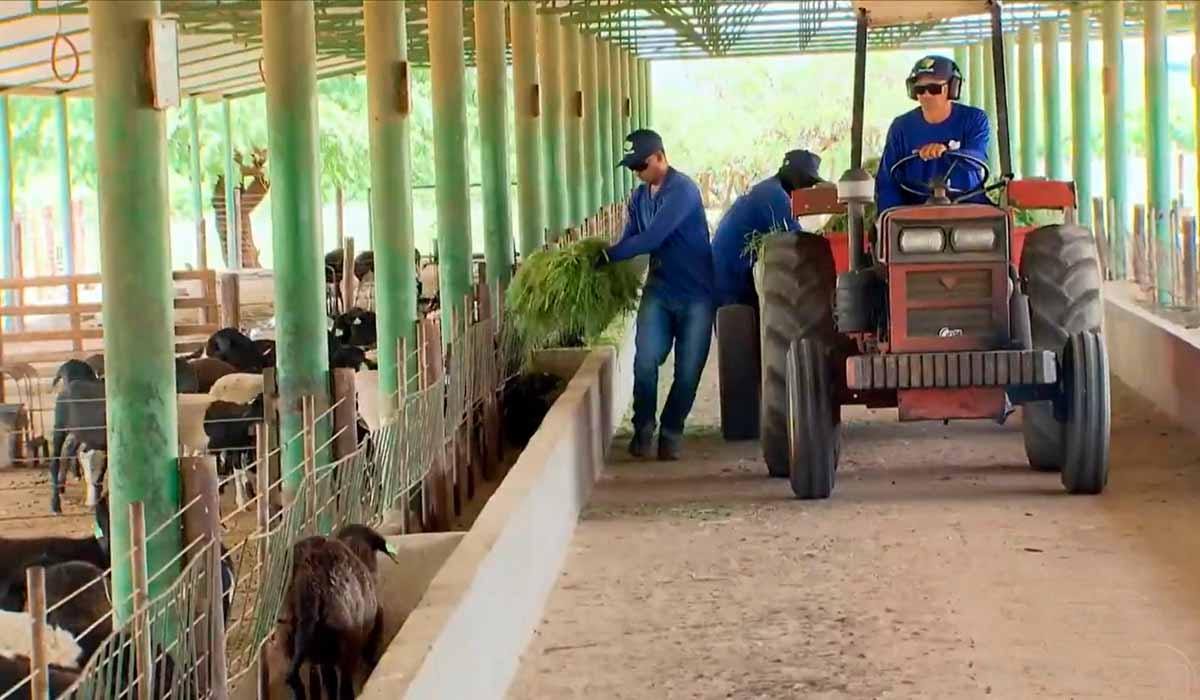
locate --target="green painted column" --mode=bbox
[1040,20,1064,180]
[640,59,651,128]
[188,98,205,268]
[474,0,513,284]
[969,42,983,107]
[1070,4,1092,227]
[596,39,614,206]
[954,46,969,86]
[428,0,473,333]
[581,32,602,217]
[510,0,544,257]
[537,12,568,240]
[1018,25,1038,178]
[1145,0,1171,304]
[630,53,642,132]
[1003,31,1018,176]
[87,0,181,621]
[54,94,75,274]
[1103,0,1128,278]
[608,42,625,200]
[222,97,240,269]
[982,38,999,173]
[561,25,585,227]
[261,0,332,493]
[364,0,417,399]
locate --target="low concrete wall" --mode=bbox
[1104,282,1200,429]
[360,316,637,700]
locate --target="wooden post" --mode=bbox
[1133,204,1147,286]
[263,369,281,511]
[219,271,241,330]
[335,186,345,248]
[330,368,357,462]
[341,236,356,312]
[460,293,475,501]
[477,275,500,479]
[1092,197,1110,280]
[129,501,153,700]
[254,423,271,698]
[67,279,83,352]
[301,394,317,527]
[197,218,208,271]
[1186,215,1198,309]
[419,317,451,530]
[179,456,228,700]
[25,566,47,700]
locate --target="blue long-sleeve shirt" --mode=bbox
[875,103,991,212]
[606,167,713,302]
[711,175,798,306]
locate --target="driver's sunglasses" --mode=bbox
[913,83,946,96]
[630,160,650,172]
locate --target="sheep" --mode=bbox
[254,339,277,368]
[204,396,265,509]
[188,357,238,393]
[331,309,377,349]
[275,524,395,700]
[205,327,263,373]
[77,449,106,508]
[0,610,86,698]
[0,498,111,611]
[49,377,106,514]
[354,369,381,435]
[208,373,264,405]
[51,360,96,390]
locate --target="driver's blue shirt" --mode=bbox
[875,102,991,212]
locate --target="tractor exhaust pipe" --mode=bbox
[842,6,871,272]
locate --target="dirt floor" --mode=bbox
[508,349,1200,699]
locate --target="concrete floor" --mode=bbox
[508,348,1200,700]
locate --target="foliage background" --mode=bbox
[4,34,1198,273]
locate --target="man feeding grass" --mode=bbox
[595,128,713,461]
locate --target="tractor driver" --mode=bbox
[875,55,991,212]
[711,149,827,308]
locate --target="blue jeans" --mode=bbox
[632,288,715,437]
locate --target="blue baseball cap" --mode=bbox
[618,128,664,169]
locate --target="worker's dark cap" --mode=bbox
[780,149,824,187]
[618,128,664,169]
[909,55,958,82]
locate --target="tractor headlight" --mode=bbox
[898,227,945,254]
[951,226,997,252]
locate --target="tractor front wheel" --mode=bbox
[786,338,839,499]
[1060,330,1111,494]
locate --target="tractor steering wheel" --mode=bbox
[888,149,991,204]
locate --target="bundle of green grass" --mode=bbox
[507,237,642,348]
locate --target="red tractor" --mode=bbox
[716,0,1109,498]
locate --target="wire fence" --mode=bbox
[0,202,630,700]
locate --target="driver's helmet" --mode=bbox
[905,55,963,101]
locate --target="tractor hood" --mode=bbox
[853,0,991,26]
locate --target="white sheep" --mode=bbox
[0,609,85,669]
[354,369,381,435]
[208,373,264,405]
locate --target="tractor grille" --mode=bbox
[905,268,996,338]
[906,269,992,300]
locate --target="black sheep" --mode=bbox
[204,395,265,506]
[52,360,96,390]
[327,331,376,371]
[501,372,566,447]
[0,496,111,610]
[0,656,81,699]
[49,378,106,514]
[205,327,263,373]
[277,524,394,700]
[254,338,277,369]
[331,309,377,349]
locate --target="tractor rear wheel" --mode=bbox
[716,304,761,441]
[755,233,837,478]
[1019,224,1104,472]
[786,338,838,499]
[1060,330,1111,494]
